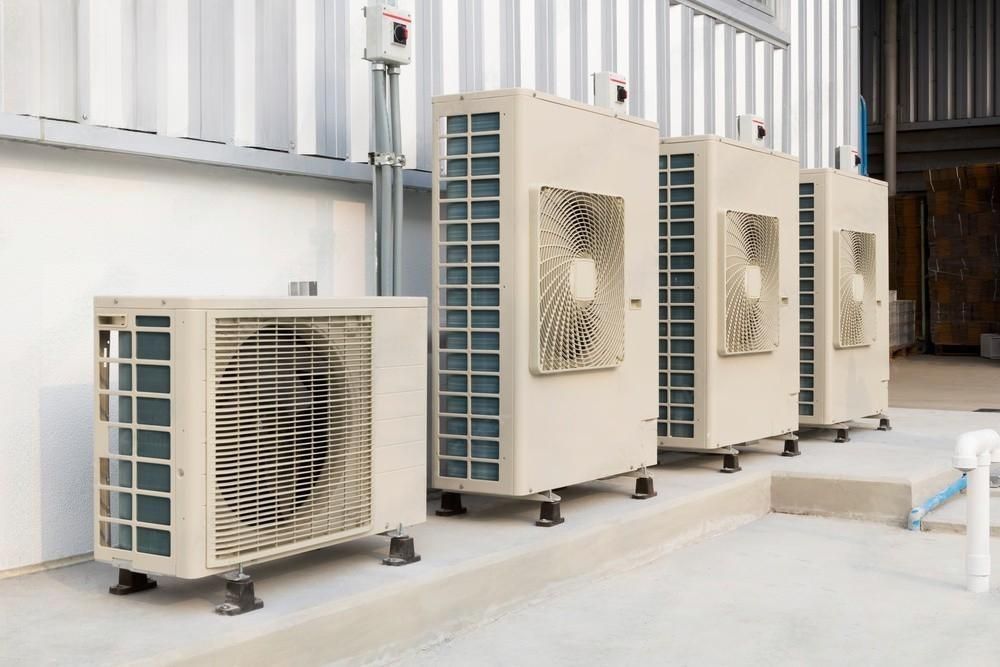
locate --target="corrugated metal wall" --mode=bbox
[0,0,859,174]
[862,0,1000,126]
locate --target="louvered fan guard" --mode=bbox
[536,186,626,373]
[208,315,373,566]
[723,210,780,355]
[837,230,877,348]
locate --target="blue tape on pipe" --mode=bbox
[908,474,968,531]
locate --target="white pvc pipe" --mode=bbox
[952,429,1000,593]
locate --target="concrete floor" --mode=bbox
[401,514,1000,667]
[2,408,997,665]
[890,354,1000,411]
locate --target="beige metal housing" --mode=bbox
[658,136,800,450]
[93,296,427,579]
[798,170,890,426]
[431,89,659,497]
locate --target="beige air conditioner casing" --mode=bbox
[431,89,659,497]
[798,170,890,426]
[93,296,426,579]
[657,136,799,450]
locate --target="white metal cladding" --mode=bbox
[0,0,857,173]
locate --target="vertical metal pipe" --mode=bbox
[389,66,404,296]
[884,0,898,195]
[372,65,392,295]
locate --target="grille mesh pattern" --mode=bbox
[436,111,502,483]
[723,210,780,354]
[209,315,373,565]
[798,183,816,416]
[657,153,696,439]
[837,230,877,348]
[536,186,625,373]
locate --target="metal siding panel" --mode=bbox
[534,0,554,93]
[628,0,644,115]
[39,0,79,121]
[691,14,711,134]
[713,22,730,137]
[641,0,657,122]
[655,0,670,134]
[916,0,935,122]
[500,0,520,88]
[760,41,773,149]
[517,0,535,89]
[2,0,42,116]
[199,0,234,143]
[973,0,993,117]
[458,0,483,92]
[601,0,616,72]
[415,0,441,170]
[553,0,571,99]
[954,0,973,119]
[482,0,502,90]
[934,0,953,120]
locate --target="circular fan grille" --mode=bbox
[837,230,877,347]
[723,210,780,354]
[536,186,626,373]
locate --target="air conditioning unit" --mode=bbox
[798,170,890,439]
[430,89,659,525]
[93,296,427,613]
[657,136,800,470]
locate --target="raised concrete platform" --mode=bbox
[1,408,997,666]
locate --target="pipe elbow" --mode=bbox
[953,430,1000,471]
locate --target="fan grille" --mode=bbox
[723,210,780,354]
[837,230,877,348]
[208,315,373,566]
[536,186,626,373]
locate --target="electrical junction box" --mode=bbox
[363,4,412,65]
[592,72,628,111]
[836,145,861,173]
[737,114,767,146]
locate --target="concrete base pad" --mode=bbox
[1,408,997,665]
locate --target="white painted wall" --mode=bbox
[0,140,431,572]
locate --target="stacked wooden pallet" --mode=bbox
[925,164,1000,351]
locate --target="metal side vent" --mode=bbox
[208,315,373,566]
[799,183,816,416]
[658,153,696,439]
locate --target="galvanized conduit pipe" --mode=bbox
[952,429,1000,593]
[388,65,404,296]
[371,64,392,295]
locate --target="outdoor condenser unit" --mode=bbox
[798,170,890,440]
[657,136,800,471]
[93,297,427,612]
[430,89,660,525]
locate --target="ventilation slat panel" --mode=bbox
[208,315,373,566]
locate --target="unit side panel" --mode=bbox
[93,307,178,576]
[431,96,516,496]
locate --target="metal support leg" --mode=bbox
[382,529,421,567]
[632,466,657,499]
[536,500,565,527]
[215,572,263,616]
[435,491,467,517]
[782,434,801,457]
[109,568,156,596]
[721,452,742,474]
[835,427,851,443]
[878,415,892,431]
